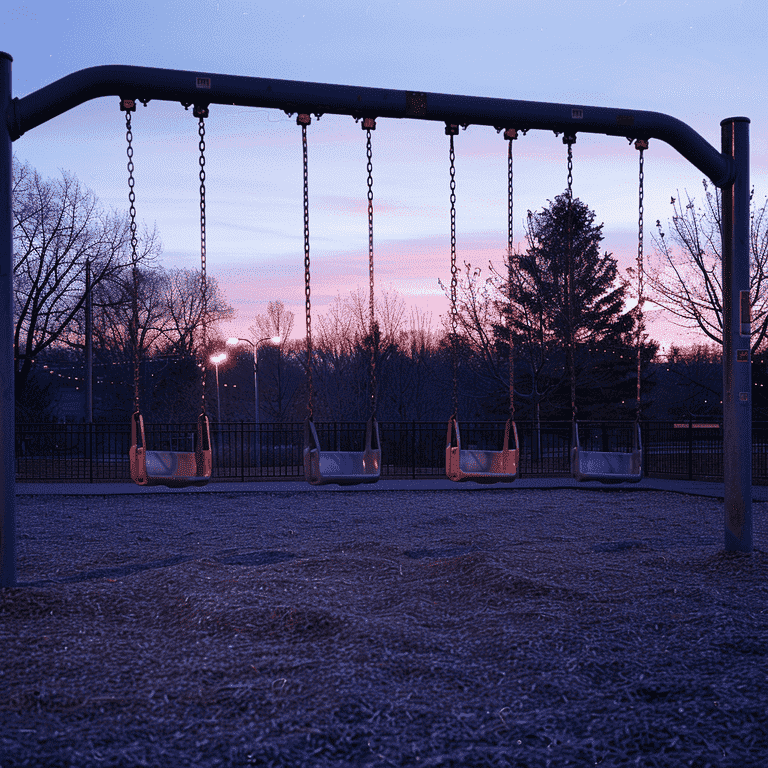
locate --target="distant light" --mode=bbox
[210,353,227,364]
[226,337,240,346]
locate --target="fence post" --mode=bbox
[641,421,648,478]
[687,418,693,481]
[88,422,94,483]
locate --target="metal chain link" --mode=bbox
[506,130,516,420]
[366,126,377,417]
[449,131,459,420]
[125,108,140,413]
[300,119,313,420]
[635,139,648,419]
[564,135,577,422]
[198,115,208,414]
[507,133,515,255]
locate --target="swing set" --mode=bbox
[0,54,754,588]
[120,102,647,488]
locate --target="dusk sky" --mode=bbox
[4,0,767,350]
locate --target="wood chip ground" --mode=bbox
[1,489,767,767]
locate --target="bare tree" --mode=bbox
[649,181,768,353]
[377,304,446,420]
[90,266,168,367]
[248,300,299,422]
[441,261,508,380]
[311,294,367,420]
[250,299,295,349]
[161,268,234,357]
[12,159,157,399]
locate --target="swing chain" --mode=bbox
[197,113,208,414]
[124,106,140,413]
[635,139,647,314]
[635,138,648,418]
[448,131,459,420]
[198,117,207,287]
[300,117,313,420]
[564,134,577,422]
[366,125,377,416]
[506,129,517,420]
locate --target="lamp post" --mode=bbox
[210,352,227,461]
[226,335,280,467]
[210,352,227,423]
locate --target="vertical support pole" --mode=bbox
[85,258,92,424]
[721,117,752,552]
[0,52,15,587]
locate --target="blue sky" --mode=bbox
[4,0,767,348]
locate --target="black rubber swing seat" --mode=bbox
[446,417,519,484]
[130,412,212,488]
[571,421,643,484]
[303,416,381,486]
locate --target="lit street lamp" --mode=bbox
[210,352,227,423]
[226,336,280,467]
[226,336,280,424]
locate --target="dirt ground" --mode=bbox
[1,488,767,767]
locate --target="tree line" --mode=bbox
[13,158,768,424]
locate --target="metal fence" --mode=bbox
[14,420,768,484]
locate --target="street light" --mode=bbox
[226,336,280,424]
[210,352,227,423]
[226,336,280,468]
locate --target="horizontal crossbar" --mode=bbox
[6,62,735,187]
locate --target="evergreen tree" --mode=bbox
[500,192,656,420]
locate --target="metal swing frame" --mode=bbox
[444,126,519,484]
[568,136,645,484]
[0,56,753,586]
[125,100,214,488]
[300,114,382,486]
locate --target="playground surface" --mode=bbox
[14,475,768,501]
[2,484,767,766]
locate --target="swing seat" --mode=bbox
[130,412,212,488]
[446,417,519,484]
[571,421,642,484]
[304,416,381,486]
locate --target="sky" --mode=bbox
[3,0,768,352]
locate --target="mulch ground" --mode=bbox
[1,488,767,767]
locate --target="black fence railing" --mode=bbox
[14,420,768,484]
